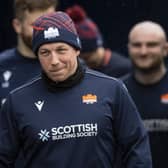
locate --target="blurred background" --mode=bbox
[1,0,167,56]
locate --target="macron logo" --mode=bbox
[3,70,12,82]
[35,100,44,111]
[44,27,60,39]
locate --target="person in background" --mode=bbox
[66,5,132,78]
[122,21,168,168]
[163,52,168,67]
[0,0,58,107]
[0,0,57,167]
[0,11,152,168]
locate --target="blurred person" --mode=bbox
[122,21,168,168]
[0,11,152,168]
[0,0,58,107]
[164,52,168,67]
[0,0,58,167]
[66,5,132,78]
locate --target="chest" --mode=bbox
[14,91,114,143]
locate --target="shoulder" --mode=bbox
[10,75,42,96]
[85,68,126,89]
[0,48,16,60]
[120,73,132,82]
[0,48,16,66]
[85,68,118,81]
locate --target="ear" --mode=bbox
[127,42,131,50]
[76,50,80,57]
[12,18,22,34]
[127,42,130,53]
[163,42,168,58]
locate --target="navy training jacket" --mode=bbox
[0,68,152,168]
[0,48,41,107]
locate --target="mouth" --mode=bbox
[49,68,65,76]
[49,67,64,72]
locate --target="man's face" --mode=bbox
[14,7,55,49]
[38,42,80,82]
[128,30,167,72]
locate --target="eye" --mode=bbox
[147,42,159,48]
[130,42,142,48]
[56,48,68,54]
[39,50,50,57]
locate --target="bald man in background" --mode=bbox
[122,21,168,168]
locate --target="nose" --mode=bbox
[51,52,59,66]
[140,45,148,55]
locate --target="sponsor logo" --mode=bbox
[82,94,97,104]
[44,27,60,39]
[38,123,98,142]
[160,93,168,104]
[38,129,50,142]
[35,100,44,111]
[143,119,168,132]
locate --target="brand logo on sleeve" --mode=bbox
[82,94,97,104]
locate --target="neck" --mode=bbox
[42,59,85,91]
[17,37,36,59]
[92,47,105,69]
[134,64,167,85]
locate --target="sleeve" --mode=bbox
[0,94,20,167]
[113,81,152,168]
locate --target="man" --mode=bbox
[122,21,168,168]
[0,0,58,106]
[66,5,132,78]
[0,0,57,167]
[0,11,152,168]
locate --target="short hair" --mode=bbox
[14,0,58,20]
[128,21,167,42]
